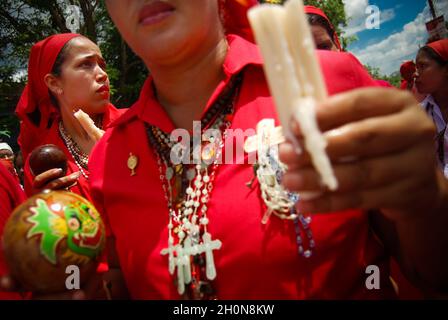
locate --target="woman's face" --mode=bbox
[311,25,338,52]
[415,51,448,95]
[105,0,223,66]
[49,37,110,115]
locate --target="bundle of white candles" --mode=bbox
[248,0,338,191]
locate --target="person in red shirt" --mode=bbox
[0,34,127,299]
[4,0,447,300]
[15,34,125,201]
[83,0,448,299]
[0,164,26,299]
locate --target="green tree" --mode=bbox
[364,65,401,88]
[0,0,147,149]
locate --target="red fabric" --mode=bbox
[89,35,397,299]
[400,61,416,82]
[427,39,448,62]
[0,159,21,186]
[15,34,81,162]
[22,105,125,201]
[375,80,394,88]
[220,0,258,41]
[0,164,26,300]
[305,5,343,51]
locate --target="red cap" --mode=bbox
[427,39,448,62]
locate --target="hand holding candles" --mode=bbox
[248,0,337,190]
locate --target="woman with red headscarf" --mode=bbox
[15,34,125,201]
[305,5,342,52]
[0,33,127,300]
[416,39,448,178]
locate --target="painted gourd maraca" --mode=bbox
[2,191,106,293]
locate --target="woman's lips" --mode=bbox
[97,85,109,93]
[138,1,175,26]
[97,85,110,98]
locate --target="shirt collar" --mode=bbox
[111,35,263,132]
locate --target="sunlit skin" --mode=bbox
[34,37,111,193]
[2,0,448,300]
[311,25,339,51]
[105,0,227,130]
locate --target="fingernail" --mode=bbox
[299,191,323,201]
[285,131,302,155]
[72,171,81,178]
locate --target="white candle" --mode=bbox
[248,0,338,191]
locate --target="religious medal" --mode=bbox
[127,152,138,176]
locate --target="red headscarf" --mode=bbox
[219,0,258,41]
[15,33,81,160]
[304,5,343,51]
[427,39,448,62]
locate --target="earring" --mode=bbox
[57,88,63,95]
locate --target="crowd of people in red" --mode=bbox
[0,0,447,300]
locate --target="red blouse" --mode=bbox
[0,164,26,299]
[89,35,396,299]
[22,105,125,202]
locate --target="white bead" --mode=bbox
[194,201,200,208]
[178,230,185,239]
[201,197,207,203]
[202,189,208,195]
[200,217,209,225]
[203,175,210,183]
[168,223,173,229]
[196,190,201,197]
[186,187,193,195]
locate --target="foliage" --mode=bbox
[0,0,147,148]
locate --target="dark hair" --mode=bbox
[307,13,336,43]
[418,46,447,67]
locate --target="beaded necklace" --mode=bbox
[147,74,242,300]
[58,117,102,180]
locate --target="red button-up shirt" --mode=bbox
[89,35,396,299]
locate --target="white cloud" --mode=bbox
[342,0,396,37]
[349,1,448,75]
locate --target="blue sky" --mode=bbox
[342,0,447,75]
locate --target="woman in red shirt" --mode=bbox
[3,0,447,300]
[0,34,126,299]
[15,34,125,201]
[84,0,448,299]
